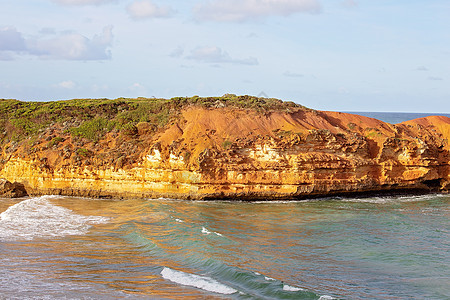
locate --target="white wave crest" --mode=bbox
[283,284,304,292]
[160,267,237,295]
[0,196,109,241]
[342,193,447,204]
[319,295,335,300]
[201,226,223,236]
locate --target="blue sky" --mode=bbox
[0,0,449,112]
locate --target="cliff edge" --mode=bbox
[0,95,449,199]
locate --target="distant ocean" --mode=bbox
[343,111,450,124]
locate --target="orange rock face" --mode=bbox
[1,106,449,200]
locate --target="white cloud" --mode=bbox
[0,27,27,51]
[129,83,148,95]
[52,0,118,5]
[428,76,443,81]
[30,26,113,60]
[187,46,258,65]
[127,0,174,19]
[1,26,113,61]
[58,80,77,89]
[194,0,322,22]
[130,82,145,89]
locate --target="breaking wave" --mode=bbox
[160,267,237,295]
[0,196,109,241]
[283,284,304,291]
[341,193,448,204]
[201,226,223,236]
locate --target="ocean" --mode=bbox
[342,111,450,124]
[1,194,449,299]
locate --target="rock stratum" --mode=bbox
[0,95,449,199]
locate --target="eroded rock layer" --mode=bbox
[0,98,449,200]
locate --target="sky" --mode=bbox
[0,0,449,113]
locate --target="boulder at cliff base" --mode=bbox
[0,179,28,198]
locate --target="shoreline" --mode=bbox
[4,183,446,202]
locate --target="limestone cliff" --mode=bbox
[0,96,448,199]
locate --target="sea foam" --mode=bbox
[264,276,276,281]
[318,295,335,300]
[0,196,109,241]
[160,267,237,295]
[342,193,447,204]
[283,284,305,292]
[201,226,223,236]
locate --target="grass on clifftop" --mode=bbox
[0,95,306,143]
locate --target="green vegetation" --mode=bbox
[364,128,383,138]
[47,136,64,148]
[183,151,191,162]
[0,95,306,143]
[273,129,303,139]
[120,123,138,136]
[347,122,357,130]
[169,94,303,112]
[76,148,91,157]
[222,140,232,149]
[70,117,112,142]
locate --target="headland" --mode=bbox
[0,95,449,200]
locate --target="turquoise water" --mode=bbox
[1,194,449,299]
